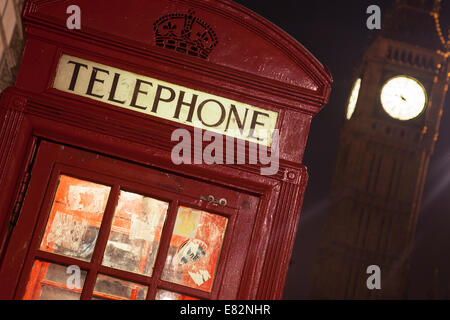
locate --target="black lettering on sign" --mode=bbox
[174,90,198,123]
[197,99,226,127]
[67,60,88,91]
[108,73,126,104]
[130,79,153,110]
[248,110,270,141]
[86,67,109,99]
[53,55,278,147]
[225,104,249,134]
[151,84,176,113]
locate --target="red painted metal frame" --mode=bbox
[0,0,331,299]
[4,141,254,300]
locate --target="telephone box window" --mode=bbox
[155,289,198,300]
[161,206,228,292]
[102,190,169,276]
[23,260,87,300]
[92,274,148,300]
[39,175,111,262]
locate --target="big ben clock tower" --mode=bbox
[311,0,449,299]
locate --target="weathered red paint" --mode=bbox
[0,0,331,299]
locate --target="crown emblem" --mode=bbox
[153,9,218,59]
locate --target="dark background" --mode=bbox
[233,0,450,299]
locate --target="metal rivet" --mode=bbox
[219,198,227,206]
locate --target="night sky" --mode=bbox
[233,0,450,299]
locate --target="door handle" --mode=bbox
[200,195,227,207]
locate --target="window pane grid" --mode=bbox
[145,204,230,300]
[29,183,176,300]
[78,187,177,300]
[23,173,232,300]
[23,260,87,300]
[153,280,212,300]
[92,273,148,300]
[26,253,155,296]
[96,265,153,287]
[144,199,181,299]
[102,190,169,277]
[79,183,122,300]
[32,250,93,272]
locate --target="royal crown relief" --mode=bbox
[153,9,219,59]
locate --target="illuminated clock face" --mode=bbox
[346,78,361,120]
[380,76,427,121]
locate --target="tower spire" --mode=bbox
[395,0,439,12]
[382,0,446,51]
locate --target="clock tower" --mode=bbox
[311,0,449,299]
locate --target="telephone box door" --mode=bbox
[0,140,259,300]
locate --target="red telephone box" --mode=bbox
[0,0,331,300]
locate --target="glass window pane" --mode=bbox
[155,289,198,300]
[92,274,148,300]
[102,191,168,276]
[23,260,87,300]
[161,206,228,292]
[40,175,111,261]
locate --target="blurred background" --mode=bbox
[234,0,449,299]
